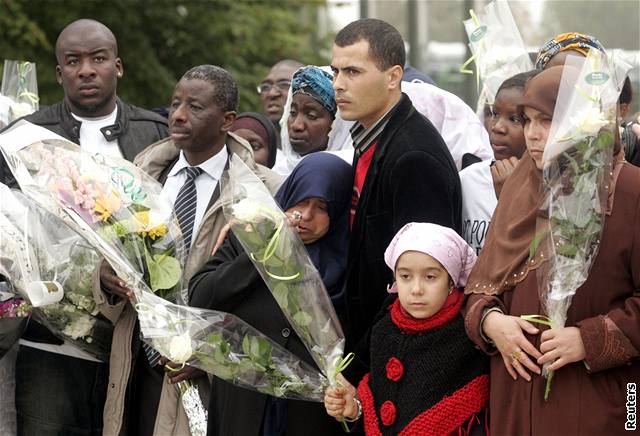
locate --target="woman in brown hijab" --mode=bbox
[464,66,640,435]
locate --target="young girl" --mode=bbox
[324,222,489,435]
[460,70,538,254]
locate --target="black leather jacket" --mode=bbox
[0,97,168,188]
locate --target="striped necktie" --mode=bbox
[174,166,203,252]
[142,166,202,366]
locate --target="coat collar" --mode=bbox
[348,93,416,257]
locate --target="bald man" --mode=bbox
[0,19,168,187]
[5,19,168,436]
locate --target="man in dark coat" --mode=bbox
[1,19,168,436]
[331,19,462,354]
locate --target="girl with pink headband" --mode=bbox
[324,222,489,435]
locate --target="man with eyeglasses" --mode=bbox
[257,59,303,135]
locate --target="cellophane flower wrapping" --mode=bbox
[0,122,210,433]
[1,60,39,123]
[463,0,533,104]
[533,51,630,393]
[0,183,112,360]
[135,289,328,402]
[220,155,345,386]
[0,121,186,304]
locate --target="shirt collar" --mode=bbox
[168,146,229,180]
[349,101,399,157]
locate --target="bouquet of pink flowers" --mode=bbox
[0,121,185,302]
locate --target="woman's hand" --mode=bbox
[211,222,234,256]
[285,210,302,228]
[482,311,542,381]
[538,326,586,371]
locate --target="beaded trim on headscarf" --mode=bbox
[291,66,337,117]
[535,32,605,69]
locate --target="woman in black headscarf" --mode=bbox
[231,112,279,168]
[189,152,352,436]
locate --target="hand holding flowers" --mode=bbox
[538,327,586,372]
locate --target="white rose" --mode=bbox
[232,198,262,223]
[168,332,192,363]
[569,105,609,139]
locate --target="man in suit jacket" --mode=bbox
[331,19,462,355]
[4,19,168,436]
[98,65,281,436]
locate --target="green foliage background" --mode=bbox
[0,0,328,112]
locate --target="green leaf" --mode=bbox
[293,310,312,327]
[147,252,181,291]
[272,283,289,307]
[528,230,547,261]
[557,243,578,258]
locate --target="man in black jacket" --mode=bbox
[2,19,168,435]
[331,19,462,349]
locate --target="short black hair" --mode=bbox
[181,65,238,112]
[497,70,541,96]
[620,76,633,105]
[334,18,405,70]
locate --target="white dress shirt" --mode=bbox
[161,147,229,247]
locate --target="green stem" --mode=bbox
[544,370,554,401]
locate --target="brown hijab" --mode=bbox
[466,64,623,296]
[465,67,565,296]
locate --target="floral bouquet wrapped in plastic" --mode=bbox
[0,183,112,360]
[0,122,210,433]
[461,0,533,104]
[1,60,39,124]
[134,289,328,436]
[220,156,348,387]
[136,290,328,400]
[526,51,630,400]
[0,121,185,303]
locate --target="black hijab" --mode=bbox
[232,112,279,168]
[274,152,353,298]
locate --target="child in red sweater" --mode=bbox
[325,222,489,435]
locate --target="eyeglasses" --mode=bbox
[256,80,291,94]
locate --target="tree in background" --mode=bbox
[0,0,327,112]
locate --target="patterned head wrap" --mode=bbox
[291,66,336,117]
[535,32,605,69]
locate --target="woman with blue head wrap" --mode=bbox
[287,66,337,157]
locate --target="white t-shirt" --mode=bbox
[71,107,123,159]
[460,160,497,255]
